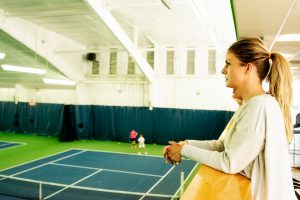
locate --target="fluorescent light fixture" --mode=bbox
[0,52,5,59]
[277,34,300,42]
[291,66,298,70]
[43,78,76,86]
[1,64,46,74]
[281,53,294,59]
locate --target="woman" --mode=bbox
[164,37,296,199]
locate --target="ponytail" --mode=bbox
[267,53,293,143]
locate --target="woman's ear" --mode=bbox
[245,63,254,73]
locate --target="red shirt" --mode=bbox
[130,130,138,139]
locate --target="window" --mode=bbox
[208,50,216,75]
[92,60,99,75]
[147,50,154,69]
[110,48,117,74]
[128,55,135,75]
[187,50,195,74]
[166,50,174,75]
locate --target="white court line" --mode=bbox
[73,148,164,158]
[74,148,194,163]
[0,148,78,172]
[0,150,86,181]
[44,169,103,199]
[0,142,26,151]
[0,140,26,145]
[51,162,163,178]
[0,143,13,147]
[0,174,174,198]
[0,148,190,199]
[139,165,177,200]
[51,149,194,199]
[0,141,25,147]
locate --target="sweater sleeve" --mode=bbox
[182,99,266,174]
[187,140,224,152]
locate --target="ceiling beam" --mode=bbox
[85,0,155,84]
[289,49,300,62]
[290,60,300,65]
[268,0,299,51]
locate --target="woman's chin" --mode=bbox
[225,83,233,88]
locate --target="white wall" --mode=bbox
[0,88,15,102]
[0,87,76,105]
[75,83,148,106]
[153,75,237,110]
[0,37,243,111]
[0,77,236,110]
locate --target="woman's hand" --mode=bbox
[163,145,171,163]
[163,141,184,166]
[167,141,183,165]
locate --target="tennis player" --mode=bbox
[164,37,297,199]
[138,134,147,155]
[129,130,138,148]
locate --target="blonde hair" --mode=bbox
[228,37,293,143]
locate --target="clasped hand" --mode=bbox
[163,141,186,166]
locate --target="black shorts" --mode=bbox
[130,138,136,142]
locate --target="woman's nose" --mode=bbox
[221,66,227,74]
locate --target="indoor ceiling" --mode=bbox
[0,0,299,89]
[232,0,300,78]
[0,0,229,88]
[0,29,67,89]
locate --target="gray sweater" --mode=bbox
[182,94,296,200]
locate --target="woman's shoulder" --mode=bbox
[246,94,276,106]
[235,94,280,124]
[240,94,277,114]
[241,94,278,111]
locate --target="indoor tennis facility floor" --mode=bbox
[0,149,197,200]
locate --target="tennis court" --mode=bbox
[0,141,24,150]
[0,149,197,200]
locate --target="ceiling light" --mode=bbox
[43,78,76,86]
[0,52,5,59]
[1,64,46,74]
[277,34,300,42]
[281,53,294,59]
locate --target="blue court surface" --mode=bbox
[0,141,24,150]
[0,149,197,200]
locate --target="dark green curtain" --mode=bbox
[0,101,234,144]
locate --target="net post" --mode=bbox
[39,182,42,200]
[180,171,184,198]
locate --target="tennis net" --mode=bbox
[0,175,180,200]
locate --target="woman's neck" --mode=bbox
[241,86,266,103]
